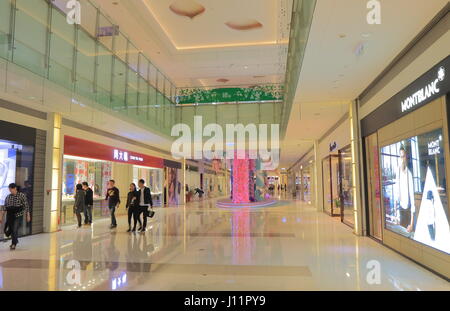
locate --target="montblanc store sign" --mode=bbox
[361,55,450,137]
[401,66,445,113]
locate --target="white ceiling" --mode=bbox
[280,0,449,169]
[92,0,292,87]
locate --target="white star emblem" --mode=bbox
[438,66,445,82]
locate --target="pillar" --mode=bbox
[313,140,321,211]
[350,100,365,236]
[44,113,62,233]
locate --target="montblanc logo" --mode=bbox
[401,66,445,113]
[438,66,445,82]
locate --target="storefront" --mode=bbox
[322,143,340,216]
[361,56,450,278]
[61,136,164,226]
[299,160,315,204]
[339,145,355,227]
[0,120,46,240]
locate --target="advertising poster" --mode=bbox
[167,167,179,205]
[381,128,450,254]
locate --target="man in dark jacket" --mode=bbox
[105,180,120,229]
[137,179,153,233]
[82,182,94,225]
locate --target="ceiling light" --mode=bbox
[244,65,248,69]
[361,32,372,38]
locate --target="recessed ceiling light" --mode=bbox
[361,32,372,38]
[244,65,248,69]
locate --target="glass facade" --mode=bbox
[322,155,340,216]
[0,140,34,240]
[381,128,449,254]
[0,0,177,137]
[132,166,163,207]
[61,156,112,225]
[339,145,355,227]
[365,133,383,240]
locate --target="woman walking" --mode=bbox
[74,184,86,228]
[0,183,31,250]
[126,183,141,232]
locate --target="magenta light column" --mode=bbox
[232,157,250,204]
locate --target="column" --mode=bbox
[350,100,365,236]
[313,140,321,211]
[44,113,62,233]
[182,157,186,205]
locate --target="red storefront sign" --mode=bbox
[64,136,164,168]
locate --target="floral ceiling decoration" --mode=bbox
[225,18,263,30]
[176,84,284,105]
[169,0,205,19]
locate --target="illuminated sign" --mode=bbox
[329,142,337,152]
[401,66,445,113]
[113,150,144,163]
[64,136,164,168]
[428,137,442,156]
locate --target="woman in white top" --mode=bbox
[396,146,416,232]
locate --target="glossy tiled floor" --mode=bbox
[0,198,448,291]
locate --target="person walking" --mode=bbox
[137,179,153,233]
[105,180,120,229]
[82,182,93,225]
[73,183,85,228]
[126,183,142,232]
[0,183,31,250]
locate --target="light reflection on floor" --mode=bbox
[0,198,448,291]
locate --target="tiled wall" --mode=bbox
[31,129,46,234]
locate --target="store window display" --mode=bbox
[133,166,163,206]
[381,128,450,254]
[61,156,112,225]
[339,145,355,227]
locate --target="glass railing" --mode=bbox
[0,0,177,136]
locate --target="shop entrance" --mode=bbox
[338,145,355,227]
[364,133,383,241]
[322,155,340,216]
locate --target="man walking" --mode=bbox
[82,182,93,225]
[137,179,153,233]
[0,183,31,250]
[105,180,120,229]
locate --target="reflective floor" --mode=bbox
[0,198,448,291]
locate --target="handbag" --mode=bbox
[147,208,155,218]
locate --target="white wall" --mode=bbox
[316,117,351,212]
[360,31,450,119]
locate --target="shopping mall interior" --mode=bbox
[0,0,449,292]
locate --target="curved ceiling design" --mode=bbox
[225,19,263,30]
[169,0,205,19]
